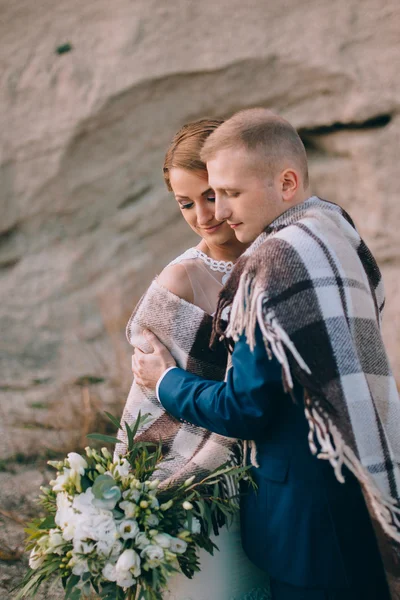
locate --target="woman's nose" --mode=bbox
[196,204,215,225]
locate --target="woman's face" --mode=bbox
[169,168,238,246]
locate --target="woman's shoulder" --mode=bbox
[157,262,194,304]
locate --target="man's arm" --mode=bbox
[157,325,284,439]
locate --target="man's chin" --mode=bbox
[234,227,259,244]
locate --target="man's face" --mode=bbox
[207,146,283,244]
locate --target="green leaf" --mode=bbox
[129,410,142,439]
[86,433,121,444]
[125,420,135,452]
[38,515,56,530]
[65,575,81,599]
[104,411,122,431]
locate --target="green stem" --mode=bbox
[127,585,138,600]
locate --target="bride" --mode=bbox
[115,119,271,599]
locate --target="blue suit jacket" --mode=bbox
[159,325,385,590]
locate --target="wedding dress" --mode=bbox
[159,248,271,600]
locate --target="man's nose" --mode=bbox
[215,193,232,222]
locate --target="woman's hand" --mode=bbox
[132,330,176,388]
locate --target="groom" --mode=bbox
[133,109,396,599]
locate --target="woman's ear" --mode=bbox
[280,168,299,202]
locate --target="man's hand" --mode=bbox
[132,330,176,389]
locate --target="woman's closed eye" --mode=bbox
[206,193,216,202]
[180,202,194,210]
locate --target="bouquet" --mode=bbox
[16,413,249,600]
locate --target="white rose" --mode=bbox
[141,544,164,564]
[116,548,141,578]
[152,533,172,549]
[29,548,44,570]
[116,570,136,588]
[169,537,187,554]
[67,452,88,475]
[119,501,138,519]
[119,519,139,540]
[102,562,117,582]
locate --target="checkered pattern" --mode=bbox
[214,197,400,556]
[115,277,236,488]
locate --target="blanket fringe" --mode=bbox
[305,401,400,544]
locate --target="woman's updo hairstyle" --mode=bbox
[163,118,224,191]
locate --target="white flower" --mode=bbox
[79,512,117,545]
[145,514,159,527]
[149,496,159,510]
[70,555,89,576]
[116,548,141,578]
[185,516,201,535]
[109,540,123,560]
[116,570,136,588]
[29,548,44,570]
[182,501,193,510]
[47,529,64,555]
[119,519,139,540]
[152,533,171,549]
[135,532,151,550]
[141,544,164,566]
[169,537,188,554]
[122,488,141,503]
[119,500,138,518]
[67,452,88,475]
[113,458,130,478]
[73,538,95,555]
[102,562,117,582]
[55,493,77,541]
[52,469,72,492]
[72,488,97,515]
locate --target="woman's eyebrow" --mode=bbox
[201,188,214,196]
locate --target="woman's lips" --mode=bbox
[228,223,242,229]
[202,223,223,233]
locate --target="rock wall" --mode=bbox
[1,0,399,595]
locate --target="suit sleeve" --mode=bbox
[158,324,285,439]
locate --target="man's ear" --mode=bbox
[280,168,300,202]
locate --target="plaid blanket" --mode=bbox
[115,279,237,489]
[213,196,400,593]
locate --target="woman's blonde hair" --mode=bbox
[163,119,224,191]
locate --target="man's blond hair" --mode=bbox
[200,108,309,187]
